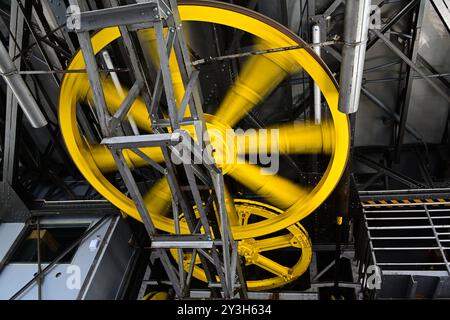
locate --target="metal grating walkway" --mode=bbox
[357,193,450,299]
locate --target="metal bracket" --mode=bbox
[67,2,160,32]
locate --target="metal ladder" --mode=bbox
[67,0,247,299]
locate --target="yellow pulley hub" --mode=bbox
[59,1,350,240]
[171,200,312,291]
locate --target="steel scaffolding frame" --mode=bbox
[67,0,246,299]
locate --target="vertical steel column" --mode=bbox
[70,0,111,137]
[2,0,22,185]
[395,0,426,160]
[312,24,321,124]
[110,149,183,297]
[161,147,223,298]
[338,0,371,114]
[1,0,45,190]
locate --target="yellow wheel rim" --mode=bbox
[59,1,349,240]
[171,199,312,291]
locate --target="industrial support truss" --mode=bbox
[67,0,247,299]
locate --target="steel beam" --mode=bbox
[361,87,424,142]
[355,154,427,188]
[102,132,182,149]
[150,235,213,249]
[395,0,427,160]
[110,149,182,296]
[2,0,22,185]
[371,29,450,105]
[0,31,47,129]
[430,0,450,34]
[366,0,420,50]
[338,0,371,114]
[67,2,159,32]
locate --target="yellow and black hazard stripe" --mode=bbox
[362,198,450,208]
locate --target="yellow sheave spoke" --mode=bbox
[215,40,301,128]
[85,79,152,132]
[227,162,308,210]
[253,254,291,278]
[239,211,251,226]
[143,177,172,218]
[139,29,191,117]
[89,144,164,172]
[235,121,334,155]
[255,234,295,252]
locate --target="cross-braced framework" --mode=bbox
[67,0,247,299]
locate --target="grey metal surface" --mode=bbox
[0,30,47,128]
[404,0,450,144]
[0,216,104,299]
[2,0,24,185]
[356,0,450,147]
[359,188,450,201]
[67,2,159,32]
[189,290,319,300]
[371,29,450,105]
[102,132,182,149]
[430,0,450,33]
[80,216,135,300]
[358,199,450,299]
[0,215,135,300]
[0,182,29,222]
[338,0,371,114]
[150,235,214,249]
[109,80,143,130]
[0,223,24,264]
[110,149,183,297]
[75,29,111,137]
[395,0,427,159]
[312,24,322,124]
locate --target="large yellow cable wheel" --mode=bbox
[171,199,312,291]
[59,0,350,240]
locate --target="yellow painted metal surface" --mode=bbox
[215,39,300,127]
[142,291,170,300]
[171,200,312,291]
[235,121,334,155]
[59,2,349,240]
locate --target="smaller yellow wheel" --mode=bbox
[171,199,312,291]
